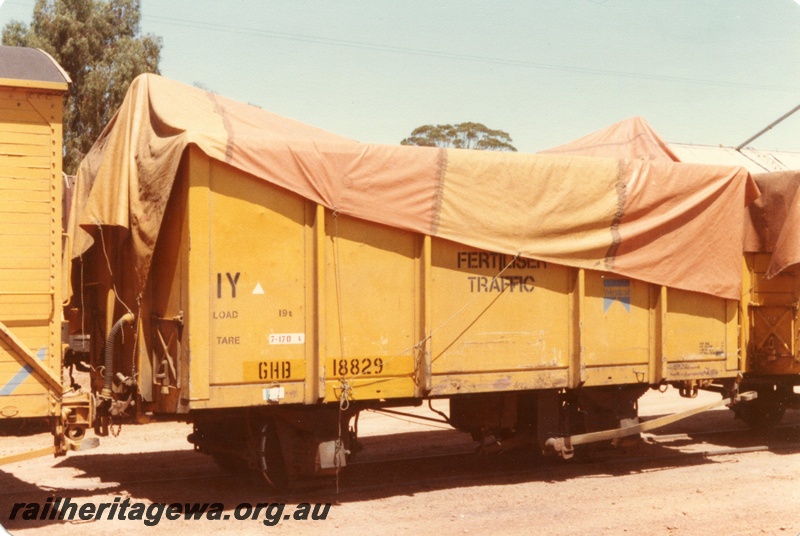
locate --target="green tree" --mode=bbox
[2,0,162,174]
[401,122,517,151]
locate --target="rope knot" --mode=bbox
[338,379,352,411]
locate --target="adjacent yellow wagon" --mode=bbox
[0,46,91,456]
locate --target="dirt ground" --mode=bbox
[1,388,799,535]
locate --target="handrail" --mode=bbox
[62,232,72,306]
[0,291,55,296]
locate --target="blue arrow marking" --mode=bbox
[0,347,48,396]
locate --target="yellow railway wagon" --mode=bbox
[79,149,741,483]
[744,253,800,377]
[133,146,739,410]
[736,170,800,427]
[739,252,799,427]
[0,46,92,456]
[70,75,758,484]
[0,47,68,420]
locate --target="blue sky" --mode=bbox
[2,0,799,153]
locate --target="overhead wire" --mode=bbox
[141,13,798,93]
[2,1,794,92]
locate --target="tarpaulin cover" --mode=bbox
[540,116,681,162]
[538,116,760,295]
[744,171,800,277]
[545,117,800,279]
[71,75,757,300]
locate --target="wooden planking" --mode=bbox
[0,99,42,112]
[0,189,51,203]
[0,234,49,248]
[0,107,48,125]
[0,121,52,136]
[0,365,52,395]
[0,335,49,362]
[0,292,51,301]
[0,223,51,237]
[0,93,50,107]
[0,211,51,225]
[0,279,51,293]
[0,269,49,282]
[0,256,51,270]
[0,142,50,157]
[0,165,51,180]
[0,381,51,397]
[0,97,45,111]
[0,130,50,146]
[0,81,64,415]
[0,177,50,192]
[0,199,52,215]
[0,394,51,417]
[0,245,50,259]
[0,304,52,320]
[0,157,51,171]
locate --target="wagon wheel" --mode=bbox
[734,385,788,431]
[193,418,250,475]
[211,453,249,475]
[254,419,289,489]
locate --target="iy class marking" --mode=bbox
[217,272,240,298]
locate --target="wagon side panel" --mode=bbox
[0,85,64,420]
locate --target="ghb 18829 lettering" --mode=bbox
[259,361,292,380]
[331,357,384,377]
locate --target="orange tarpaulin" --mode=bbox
[541,116,681,162]
[745,171,800,277]
[539,116,762,295]
[545,117,800,279]
[71,75,757,299]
